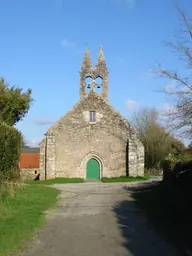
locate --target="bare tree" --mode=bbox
[153,5,192,138]
[131,107,185,169]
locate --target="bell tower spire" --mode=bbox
[95,45,108,102]
[80,45,93,99]
[96,45,106,67]
[81,45,93,69]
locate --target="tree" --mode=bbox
[131,107,185,169]
[153,5,192,138]
[0,78,33,126]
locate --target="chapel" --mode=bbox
[39,46,144,180]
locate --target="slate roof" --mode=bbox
[21,147,40,153]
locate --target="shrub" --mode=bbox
[0,175,20,202]
[166,152,192,170]
[0,122,22,180]
[163,151,192,190]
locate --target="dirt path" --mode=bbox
[22,182,179,256]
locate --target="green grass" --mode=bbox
[26,177,84,185]
[101,174,150,183]
[0,184,59,256]
[132,183,192,254]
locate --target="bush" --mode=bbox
[0,176,20,202]
[166,152,192,170]
[0,122,22,180]
[162,152,192,190]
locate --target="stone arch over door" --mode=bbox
[81,152,103,180]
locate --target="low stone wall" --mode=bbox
[20,168,40,181]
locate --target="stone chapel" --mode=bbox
[39,46,144,180]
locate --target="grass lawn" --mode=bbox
[0,184,59,256]
[101,174,150,183]
[132,183,192,254]
[26,177,84,185]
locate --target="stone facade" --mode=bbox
[40,46,144,180]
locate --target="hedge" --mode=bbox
[162,159,192,190]
[0,122,22,179]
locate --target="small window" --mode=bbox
[90,111,96,122]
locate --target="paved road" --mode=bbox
[23,181,179,256]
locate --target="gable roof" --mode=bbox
[45,90,137,138]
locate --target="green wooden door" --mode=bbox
[86,158,100,180]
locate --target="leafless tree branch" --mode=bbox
[153,5,192,138]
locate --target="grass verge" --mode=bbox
[26,177,84,185]
[101,174,150,183]
[0,184,59,256]
[132,182,192,254]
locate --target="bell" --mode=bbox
[87,83,91,89]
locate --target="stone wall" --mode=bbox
[128,139,145,177]
[40,138,46,180]
[20,168,40,181]
[46,134,56,179]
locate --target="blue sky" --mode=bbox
[0,0,191,146]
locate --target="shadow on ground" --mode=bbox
[113,181,192,256]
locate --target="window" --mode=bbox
[90,111,96,122]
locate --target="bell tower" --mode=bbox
[79,45,109,102]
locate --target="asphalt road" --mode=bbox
[22,181,179,256]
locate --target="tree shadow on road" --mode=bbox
[112,182,181,256]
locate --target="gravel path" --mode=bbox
[22,181,179,256]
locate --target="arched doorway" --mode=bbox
[86,158,100,180]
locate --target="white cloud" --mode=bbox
[60,39,83,55]
[164,81,190,94]
[159,103,176,121]
[34,118,56,126]
[164,82,177,93]
[126,98,137,112]
[61,39,68,48]
[161,103,176,113]
[61,39,76,49]
[25,139,41,147]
